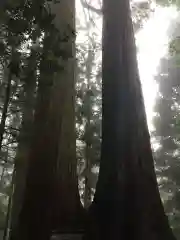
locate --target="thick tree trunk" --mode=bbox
[14,45,59,240]
[50,0,85,232]
[87,0,176,240]
[14,1,84,239]
[9,50,37,240]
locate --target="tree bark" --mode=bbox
[0,68,12,151]
[9,50,37,240]
[49,0,85,232]
[13,1,85,239]
[87,0,176,240]
[14,41,59,240]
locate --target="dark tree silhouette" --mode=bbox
[86,0,176,239]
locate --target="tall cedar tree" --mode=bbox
[49,0,85,233]
[86,0,176,239]
[9,49,37,240]
[12,0,84,239]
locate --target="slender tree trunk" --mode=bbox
[0,68,12,150]
[84,48,94,209]
[87,0,176,240]
[84,145,91,209]
[3,172,13,240]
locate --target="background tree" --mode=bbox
[0,2,38,237]
[153,18,180,239]
[76,0,102,208]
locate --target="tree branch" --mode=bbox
[80,0,102,15]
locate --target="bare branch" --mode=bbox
[80,0,102,15]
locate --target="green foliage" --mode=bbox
[76,41,102,204]
[131,1,153,31]
[169,37,180,55]
[156,0,180,7]
[153,21,180,239]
